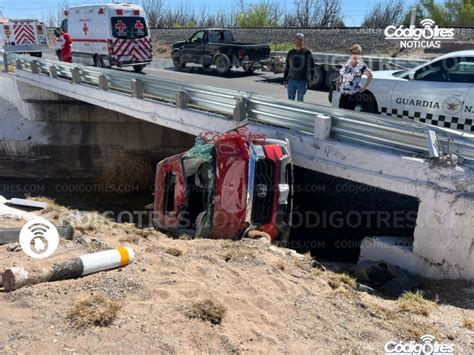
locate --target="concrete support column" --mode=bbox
[413,191,474,279]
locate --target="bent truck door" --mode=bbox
[390,57,470,130]
[153,158,186,232]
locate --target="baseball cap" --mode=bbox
[295,33,305,40]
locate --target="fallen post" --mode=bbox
[2,246,135,291]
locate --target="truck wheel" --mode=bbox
[172,52,186,70]
[243,65,255,74]
[215,55,231,75]
[355,92,378,114]
[133,65,145,73]
[311,66,325,89]
[325,69,340,89]
[93,55,104,68]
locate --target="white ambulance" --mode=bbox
[62,3,153,73]
[0,18,48,57]
[330,51,474,134]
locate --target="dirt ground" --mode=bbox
[0,201,473,354]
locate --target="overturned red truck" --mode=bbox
[152,128,293,244]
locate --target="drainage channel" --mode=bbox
[0,170,420,263]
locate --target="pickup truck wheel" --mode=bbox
[243,65,255,74]
[215,55,231,75]
[94,55,104,68]
[311,66,325,89]
[133,65,146,73]
[172,52,186,70]
[355,92,378,114]
[325,69,340,89]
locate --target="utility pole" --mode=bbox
[410,7,417,27]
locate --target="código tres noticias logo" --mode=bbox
[385,19,454,49]
[19,218,59,259]
[385,334,454,355]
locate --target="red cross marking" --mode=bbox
[83,23,88,35]
[115,20,126,33]
[134,20,144,31]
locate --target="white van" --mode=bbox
[62,3,153,73]
[0,19,48,57]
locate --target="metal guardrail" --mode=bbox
[273,51,429,71]
[2,51,474,167]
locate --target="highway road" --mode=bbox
[43,52,332,107]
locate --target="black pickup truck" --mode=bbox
[171,29,271,75]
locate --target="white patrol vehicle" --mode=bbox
[61,3,153,73]
[331,51,474,133]
[0,19,48,57]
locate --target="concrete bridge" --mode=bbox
[1,53,473,280]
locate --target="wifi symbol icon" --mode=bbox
[420,19,436,28]
[19,219,59,259]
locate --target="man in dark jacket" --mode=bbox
[283,33,315,102]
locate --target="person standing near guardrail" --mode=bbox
[58,27,72,63]
[54,28,62,61]
[337,44,373,111]
[283,33,315,102]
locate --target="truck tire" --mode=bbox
[214,55,231,75]
[93,55,104,68]
[325,69,340,89]
[133,65,146,73]
[172,51,186,70]
[243,65,255,74]
[354,92,378,114]
[311,66,325,89]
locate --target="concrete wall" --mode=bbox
[0,76,195,179]
[150,28,474,54]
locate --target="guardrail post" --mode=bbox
[30,60,40,74]
[98,75,109,90]
[2,52,8,72]
[233,96,248,122]
[314,114,332,140]
[71,67,81,84]
[426,130,440,158]
[131,79,144,98]
[49,66,58,79]
[176,91,188,109]
[15,59,22,70]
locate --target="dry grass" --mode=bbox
[397,291,437,316]
[74,212,112,234]
[119,235,141,244]
[165,247,183,257]
[153,42,170,55]
[102,152,154,193]
[463,317,474,330]
[222,247,256,263]
[327,272,357,290]
[185,299,227,325]
[67,295,122,328]
[27,196,68,215]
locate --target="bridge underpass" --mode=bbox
[0,53,473,280]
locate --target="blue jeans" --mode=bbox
[287,80,307,101]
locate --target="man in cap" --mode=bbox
[283,33,315,101]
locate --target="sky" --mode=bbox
[0,0,419,27]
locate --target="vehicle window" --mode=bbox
[111,17,148,39]
[164,172,176,214]
[61,19,68,33]
[413,59,451,82]
[447,57,474,83]
[190,31,205,43]
[208,30,234,43]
